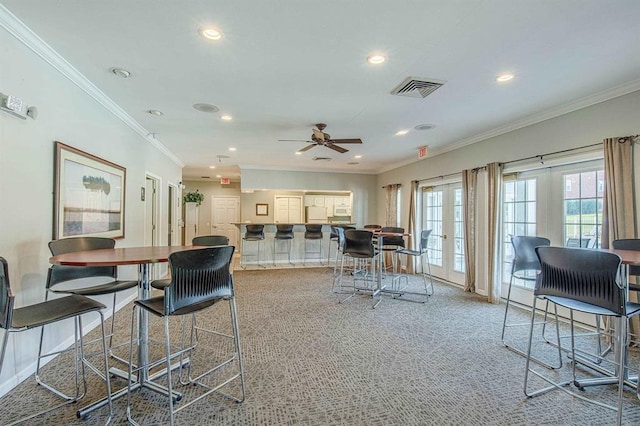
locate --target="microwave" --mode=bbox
[333,206,351,216]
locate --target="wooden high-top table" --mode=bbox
[50,245,200,419]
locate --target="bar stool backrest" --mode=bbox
[336,227,346,250]
[380,226,405,248]
[165,246,235,315]
[47,237,118,289]
[0,257,14,331]
[511,236,550,279]
[534,246,623,315]
[304,225,323,239]
[344,230,374,258]
[275,225,294,240]
[244,225,265,240]
[193,235,229,246]
[420,230,432,253]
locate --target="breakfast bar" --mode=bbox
[232,223,355,267]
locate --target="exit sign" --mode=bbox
[418,146,428,159]
[220,177,230,185]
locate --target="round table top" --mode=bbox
[49,245,198,267]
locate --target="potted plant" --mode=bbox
[183,189,204,206]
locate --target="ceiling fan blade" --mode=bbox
[279,139,313,142]
[325,143,348,154]
[298,144,316,152]
[330,138,362,144]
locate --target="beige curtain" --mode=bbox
[486,162,503,304]
[384,184,400,226]
[406,180,418,273]
[601,137,638,335]
[462,169,478,292]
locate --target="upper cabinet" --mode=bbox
[304,193,351,216]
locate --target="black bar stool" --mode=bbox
[303,224,323,265]
[273,224,295,266]
[241,225,265,269]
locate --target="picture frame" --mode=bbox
[54,141,126,239]
[256,203,268,216]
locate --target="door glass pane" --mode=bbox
[422,190,443,267]
[453,188,465,273]
[563,170,603,248]
[502,178,537,286]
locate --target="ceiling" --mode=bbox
[3,1,640,182]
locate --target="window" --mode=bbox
[502,178,537,287]
[563,170,604,249]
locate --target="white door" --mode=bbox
[184,202,198,244]
[421,183,465,286]
[145,175,161,278]
[145,177,158,246]
[274,196,303,223]
[211,196,240,248]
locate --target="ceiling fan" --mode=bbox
[279,123,363,153]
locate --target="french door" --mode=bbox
[421,183,465,286]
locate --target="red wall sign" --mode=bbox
[418,146,428,159]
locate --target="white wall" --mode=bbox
[378,89,640,294]
[0,25,182,396]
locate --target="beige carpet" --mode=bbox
[1,267,640,425]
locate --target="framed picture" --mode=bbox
[256,203,268,216]
[54,141,126,239]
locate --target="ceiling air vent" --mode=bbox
[390,77,446,98]
[312,157,332,161]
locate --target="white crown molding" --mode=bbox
[0,5,184,167]
[378,78,640,174]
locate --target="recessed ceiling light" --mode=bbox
[414,123,436,131]
[228,147,237,151]
[367,54,386,65]
[220,114,232,121]
[193,103,220,113]
[209,165,216,169]
[295,152,302,155]
[354,155,362,159]
[395,130,409,136]
[110,67,131,78]
[215,175,222,178]
[146,109,163,116]
[496,73,515,82]
[199,27,223,40]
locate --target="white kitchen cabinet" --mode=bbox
[305,195,326,207]
[325,197,334,216]
[334,196,350,207]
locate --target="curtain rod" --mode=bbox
[415,140,607,184]
[500,142,603,166]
